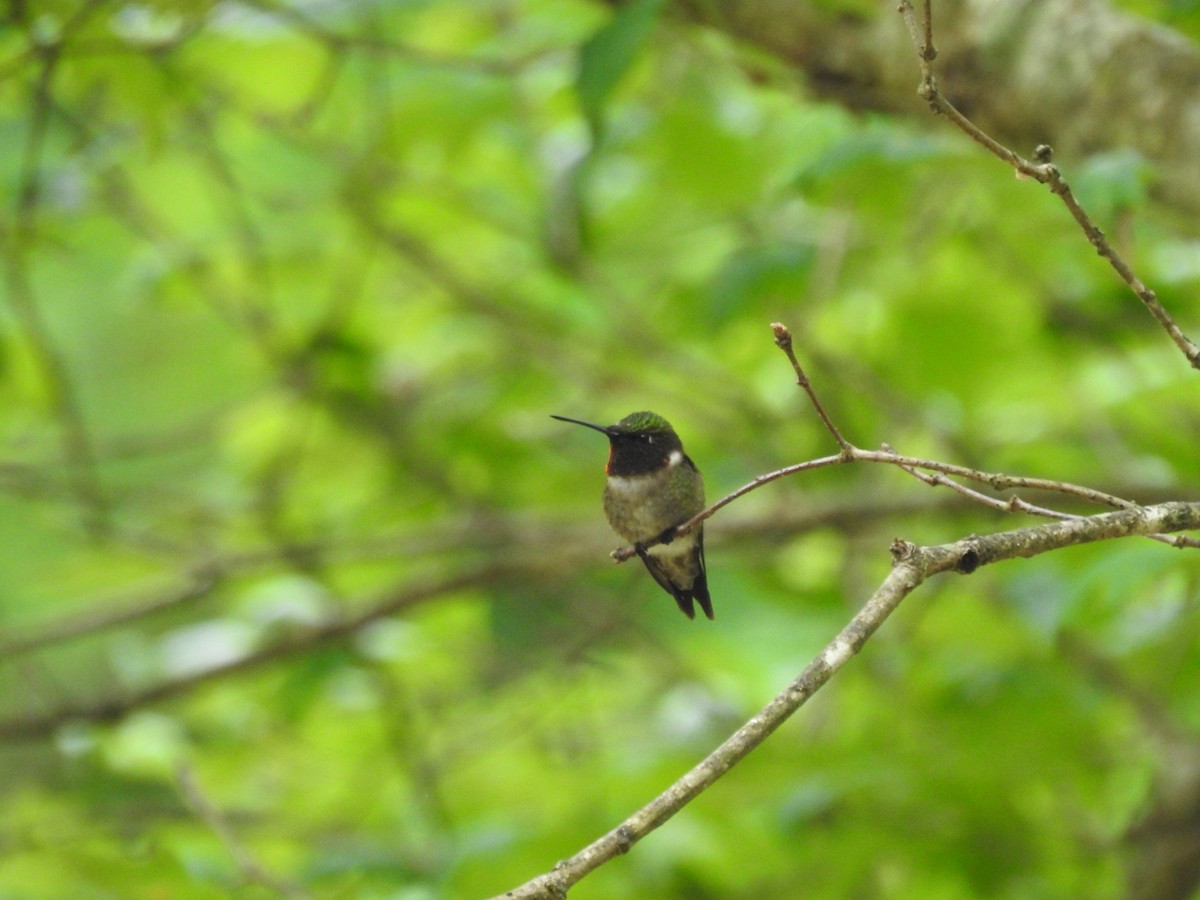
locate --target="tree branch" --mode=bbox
[495,501,1200,898]
[613,324,1200,564]
[895,0,1200,370]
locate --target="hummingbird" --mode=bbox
[551,411,713,620]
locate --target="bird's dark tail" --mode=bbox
[691,571,714,621]
[690,530,713,620]
[634,539,714,621]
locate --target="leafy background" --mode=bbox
[1,1,1199,898]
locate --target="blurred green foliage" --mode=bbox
[1,1,1199,898]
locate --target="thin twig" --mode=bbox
[615,442,1200,561]
[890,452,1200,549]
[612,323,1200,562]
[771,323,851,454]
[612,453,846,561]
[891,453,1071,520]
[895,0,1200,369]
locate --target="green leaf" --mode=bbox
[576,0,666,140]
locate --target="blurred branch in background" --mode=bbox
[0,566,520,742]
[177,761,311,899]
[6,39,110,536]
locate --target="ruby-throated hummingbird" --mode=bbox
[552,411,713,620]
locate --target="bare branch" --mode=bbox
[497,502,1200,898]
[889,451,1200,549]
[771,322,852,454]
[609,322,1200,564]
[617,441,1200,561]
[895,0,1200,370]
[611,452,846,563]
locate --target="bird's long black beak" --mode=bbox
[550,414,611,435]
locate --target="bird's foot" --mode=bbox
[654,526,677,546]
